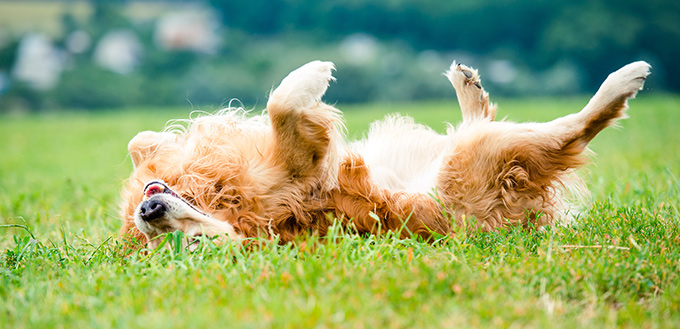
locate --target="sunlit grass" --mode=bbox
[1,95,679,327]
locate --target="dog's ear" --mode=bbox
[128,131,176,169]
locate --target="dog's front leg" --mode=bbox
[446,62,496,123]
[266,61,343,182]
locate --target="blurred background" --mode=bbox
[0,0,677,113]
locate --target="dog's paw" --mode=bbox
[446,62,483,90]
[270,60,336,110]
[603,61,651,98]
[445,61,496,122]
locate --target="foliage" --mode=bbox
[1,96,679,327]
[0,0,678,111]
[209,0,680,90]
[52,64,145,109]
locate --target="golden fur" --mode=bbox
[119,60,650,248]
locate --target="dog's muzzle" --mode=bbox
[139,199,166,222]
[138,180,209,221]
[138,180,176,222]
[134,180,243,248]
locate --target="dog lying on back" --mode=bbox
[119,60,650,249]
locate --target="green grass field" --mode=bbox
[1,95,679,328]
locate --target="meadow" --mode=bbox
[1,95,679,328]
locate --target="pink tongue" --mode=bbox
[145,184,164,197]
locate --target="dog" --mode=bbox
[119,60,650,249]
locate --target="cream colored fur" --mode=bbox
[119,60,650,248]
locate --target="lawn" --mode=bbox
[1,95,679,328]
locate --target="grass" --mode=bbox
[1,95,679,328]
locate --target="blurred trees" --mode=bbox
[209,0,679,90]
[0,0,677,111]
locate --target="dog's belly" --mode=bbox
[350,115,449,194]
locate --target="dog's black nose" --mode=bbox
[139,199,166,221]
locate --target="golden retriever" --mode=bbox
[119,60,650,249]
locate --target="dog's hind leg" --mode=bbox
[436,61,650,231]
[501,61,651,220]
[546,61,651,153]
[446,62,496,123]
[266,61,343,184]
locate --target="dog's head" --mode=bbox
[120,123,259,248]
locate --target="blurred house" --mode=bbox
[340,33,378,65]
[93,29,143,75]
[66,30,92,55]
[154,10,220,54]
[12,33,64,90]
[0,72,9,95]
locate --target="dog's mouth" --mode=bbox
[143,180,180,200]
[138,180,215,237]
[142,180,209,217]
[135,180,243,248]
